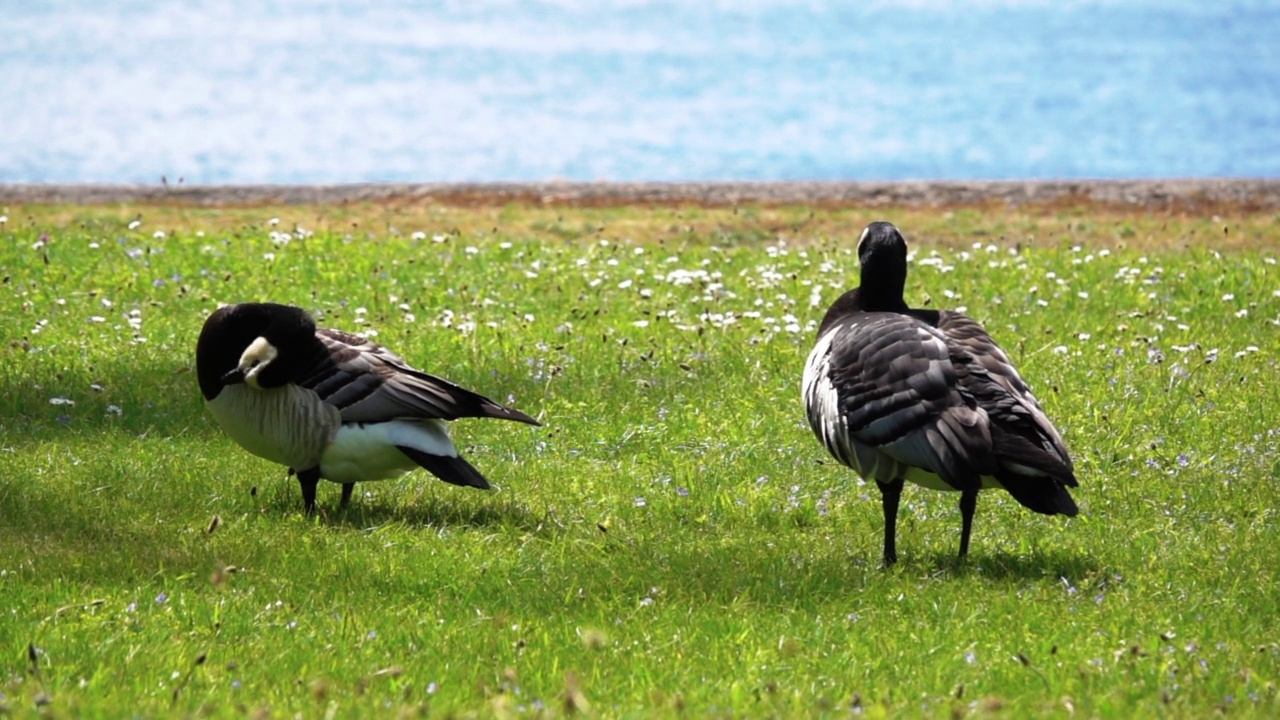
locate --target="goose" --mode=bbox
[196,302,540,513]
[802,222,1078,565]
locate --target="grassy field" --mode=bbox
[1,199,1278,718]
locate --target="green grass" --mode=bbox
[1,203,1278,718]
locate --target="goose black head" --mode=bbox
[196,302,319,400]
[814,221,912,336]
[856,221,910,312]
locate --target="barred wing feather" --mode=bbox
[805,313,993,493]
[297,328,540,426]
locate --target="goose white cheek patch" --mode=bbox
[239,336,278,388]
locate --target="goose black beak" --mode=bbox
[221,368,246,385]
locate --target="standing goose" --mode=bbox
[802,222,1078,564]
[196,302,540,513]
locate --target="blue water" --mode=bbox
[3,1,1278,183]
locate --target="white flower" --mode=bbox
[127,220,142,230]
[50,397,75,406]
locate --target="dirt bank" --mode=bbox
[3,179,1279,212]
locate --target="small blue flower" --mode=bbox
[155,592,168,604]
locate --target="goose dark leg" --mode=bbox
[877,479,905,566]
[340,483,355,509]
[958,489,979,558]
[297,467,321,515]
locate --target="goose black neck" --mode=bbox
[857,263,909,312]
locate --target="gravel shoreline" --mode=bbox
[2,179,1279,210]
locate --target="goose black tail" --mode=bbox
[395,446,492,490]
[991,426,1079,516]
[998,474,1079,516]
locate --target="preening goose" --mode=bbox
[196,302,540,513]
[802,222,1078,564]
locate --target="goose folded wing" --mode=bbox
[937,311,1076,483]
[296,330,540,425]
[825,314,993,488]
[318,327,407,364]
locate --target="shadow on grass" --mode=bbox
[919,548,1103,581]
[557,533,1102,609]
[250,480,557,536]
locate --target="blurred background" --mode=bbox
[2,0,1277,184]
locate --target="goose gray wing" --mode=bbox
[803,312,993,492]
[936,311,1077,514]
[318,327,408,364]
[297,328,540,426]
